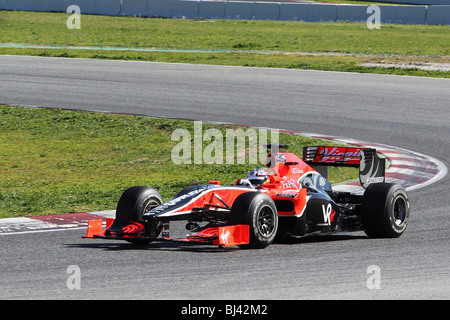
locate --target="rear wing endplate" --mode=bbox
[303,146,385,188]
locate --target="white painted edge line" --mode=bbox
[0,211,116,235]
[403,156,447,192]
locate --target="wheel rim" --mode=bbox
[393,197,407,227]
[257,205,276,237]
[143,198,163,238]
[144,199,160,213]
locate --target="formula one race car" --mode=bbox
[84,145,410,249]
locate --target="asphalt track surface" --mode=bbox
[0,55,449,300]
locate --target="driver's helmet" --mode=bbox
[246,169,269,186]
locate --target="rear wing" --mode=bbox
[303,146,385,188]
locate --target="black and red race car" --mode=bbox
[84,145,410,249]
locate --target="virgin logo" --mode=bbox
[220,228,230,245]
[321,204,336,226]
[319,147,361,157]
[319,147,361,163]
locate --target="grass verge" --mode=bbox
[0,11,449,78]
[0,105,357,218]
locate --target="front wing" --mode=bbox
[83,219,250,247]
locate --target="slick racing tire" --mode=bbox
[116,186,163,244]
[361,183,410,238]
[230,192,278,249]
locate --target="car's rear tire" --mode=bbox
[361,183,409,238]
[115,186,163,244]
[230,192,278,249]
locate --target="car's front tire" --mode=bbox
[230,192,278,249]
[114,186,163,244]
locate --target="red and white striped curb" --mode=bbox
[0,210,115,235]
[0,129,446,235]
